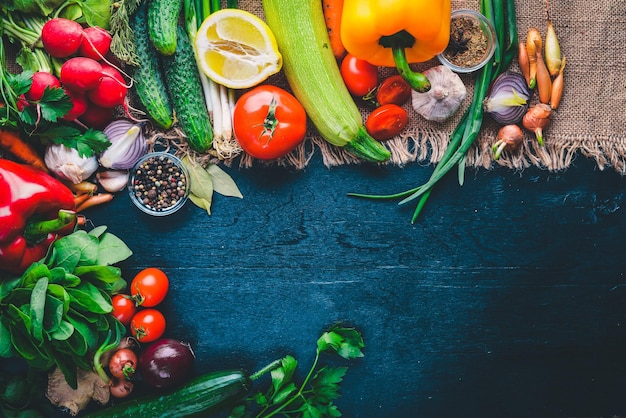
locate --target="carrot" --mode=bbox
[74,193,91,207]
[76,193,114,212]
[63,180,98,194]
[517,41,530,86]
[0,129,49,172]
[323,0,346,60]
[550,56,566,109]
[535,47,552,104]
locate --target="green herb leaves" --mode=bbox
[182,156,243,216]
[0,227,132,389]
[232,325,365,418]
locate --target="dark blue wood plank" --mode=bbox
[15,154,626,417]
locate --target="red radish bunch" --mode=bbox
[37,18,131,129]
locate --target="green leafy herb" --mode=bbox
[183,156,243,217]
[0,226,132,389]
[109,0,142,66]
[233,325,365,418]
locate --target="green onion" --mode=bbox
[349,0,518,223]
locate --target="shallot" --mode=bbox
[522,103,552,145]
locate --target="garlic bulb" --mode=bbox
[96,170,129,192]
[411,65,467,122]
[99,119,148,169]
[45,144,99,184]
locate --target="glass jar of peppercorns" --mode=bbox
[127,152,190,216]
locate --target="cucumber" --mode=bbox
[84,369,250,417]
[162,26,213,153]
[131,2,174,130]
[147,0,182,56]
[262,0,391,163]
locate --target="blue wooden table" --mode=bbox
[43,154,626,417]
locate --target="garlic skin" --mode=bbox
[96,170,129,193]
[45,144,99,184]
[411,65,467,122]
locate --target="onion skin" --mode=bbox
[483,72,531,125]
[492,124,524,160]
[522,104,552,146]
[138,338,195,389]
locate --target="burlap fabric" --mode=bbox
[235,0,626,173]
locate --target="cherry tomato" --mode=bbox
[130,268,169,307]
[130,308,166,343]
[365,104,409,141]
[376,75,412,106]
[111,294,137,326]
[340,53,378,97]
[233,85,307,160]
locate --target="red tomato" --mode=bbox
[130,309,166,343]
[233,85,307,160]
[365,104,409,141]
[111,294,137,326]
[340,53,378,97]
[376,75,412,106]
[130,268,169,307]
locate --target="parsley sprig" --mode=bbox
[231,325,365,418]
[1,66,110,157]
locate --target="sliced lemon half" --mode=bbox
[194,9,283,89]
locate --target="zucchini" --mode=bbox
[147,0,182,56]
[262,0,391,163]
[163,26,213,153]
[131,2,174,130]
[84,369,250,417]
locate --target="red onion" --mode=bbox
[100,119,148,169]
[138,338,195,388]
[483,71,531,125]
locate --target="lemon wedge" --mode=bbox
[194,9,283,89]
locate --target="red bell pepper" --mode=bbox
[0,159,77,275]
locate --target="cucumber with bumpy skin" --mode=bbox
[162,26,213,153]
[84,369,250,417]
[262,0,391,163]
[131,2,174,130]
[147,0,182,56]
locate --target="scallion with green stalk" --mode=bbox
[183,0,241,159]
[349,0,518,223]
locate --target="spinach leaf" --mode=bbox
[67,282,112,314]
[96,232,133,266]
[29,278,48,343]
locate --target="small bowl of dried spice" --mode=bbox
[438,9,496,73]
[128,152,190,216]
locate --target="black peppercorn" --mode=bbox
[130,153,188,214]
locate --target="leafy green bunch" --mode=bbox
[0,226,133,389]
[232,325,365,418]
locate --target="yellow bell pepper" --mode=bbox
[340,0,451,92]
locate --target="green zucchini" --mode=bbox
[131,2,174,130]
[147,0,182,56]
[163,26,213,153]
[262,0,391,163]
[84,369,250,417]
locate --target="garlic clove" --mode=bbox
[96,170,130,193]
[411,65,467,122]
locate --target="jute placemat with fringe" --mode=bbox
[233,0,626,174]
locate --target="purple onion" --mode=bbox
[138,338,195,388]
[99,119,148,169]
[483,71,531,125]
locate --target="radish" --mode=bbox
[41,18,84,58]
[86,64,127,108]
[25,71,61,101]
[79,103,114,130]
[79,26,113,61]
[60,57,103,92]
[62,89,88,121]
